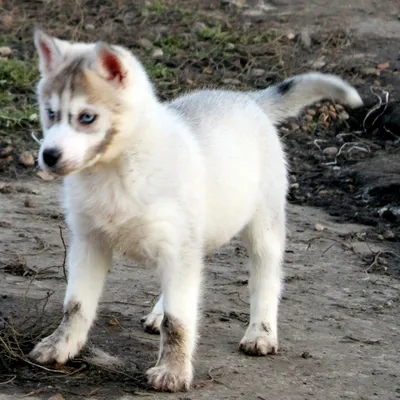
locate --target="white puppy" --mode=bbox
[29,30,363,392]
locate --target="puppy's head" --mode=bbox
[34,30,153,176]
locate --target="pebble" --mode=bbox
[301,351,312,359]
[19,151,35,167]
[339,111,350,120]
[306,109,316,116]
[314,223,325,232]
[0,146,13,157]
[222,78,241,85]
[251,68,266,77]
[0,47,12,57]
[361,67,380,76]
[290,183,300,190]
[29,113,38,121]
[377,234,384,241]
[311,57,326,69]
[138,38,153,49]
[300,29,311,48]
[305,114,313,122]
[319,106,328,113]
[328,110,337,120]
[287,32,296,40]
[318,189,329,196]
[37,171,54,181]
[329,105,336,112]
[47,394,65,400]
[323,146,338,157]
[335,104,344,111]
[24,197,35,208]
[151,48,164,58]
[84,23,95,31]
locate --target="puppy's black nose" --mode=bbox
[43,148,61,167]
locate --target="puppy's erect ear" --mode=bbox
[95,42,127,84]
[34,29,63,76]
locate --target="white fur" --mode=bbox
[30,31,363,392]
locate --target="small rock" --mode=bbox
[323,146,338,157]
[319,105,328,113]
[243,9,266,17]
[311,57,326,69]
[305,114,313,122]
[0,146,13,157]
[138,38,153,49]
[300,29,311,48]
[318,189,329,196]
[29,113,38,121]
[24,197,35,208]
[377,234,384,241]
[84,23,95,31]
[328,110,337,120]
[287,32,296,40]
[339,111,350,120]
[315,103,321,108]
[251,68,265,77]
[222,78,241,85]
[47,394,65,400]
[306,109,316,116]
[329,105,336,112]
[314,223,325,232]
[37,171,54,181]
[335,104,344,111]
[361,67,380,76]
[19,151,35,167]
[193,22,207,34]
[301,351,312,359]
[0,47,12,57]
[290,183,300,191]
[151,48,164,58]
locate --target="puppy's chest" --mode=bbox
[71,179,173,262]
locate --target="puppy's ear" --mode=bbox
[34,29,63,76]
[95,42,127,84]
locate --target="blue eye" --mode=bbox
[47,109,55,121]
[79,113,97,125]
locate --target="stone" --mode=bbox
[19,151,35,167]
[151,48,164,58]
[323,147,338,157]
[0,47,12,57]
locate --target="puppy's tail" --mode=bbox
[251,72,363,124]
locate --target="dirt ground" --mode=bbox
[0,0,399,399]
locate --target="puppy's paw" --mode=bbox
[239,322,278,356]
[29,330,83,365]
[141,311,163,334]
[146,363,192,392]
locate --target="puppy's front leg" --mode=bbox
[30,233,112,365]
[147,248,202,392]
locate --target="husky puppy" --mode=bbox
[30,29,363,392]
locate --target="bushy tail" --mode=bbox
[251,72,363,124]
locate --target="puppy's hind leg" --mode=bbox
[142,294,164,334]
[239,203,285,356]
